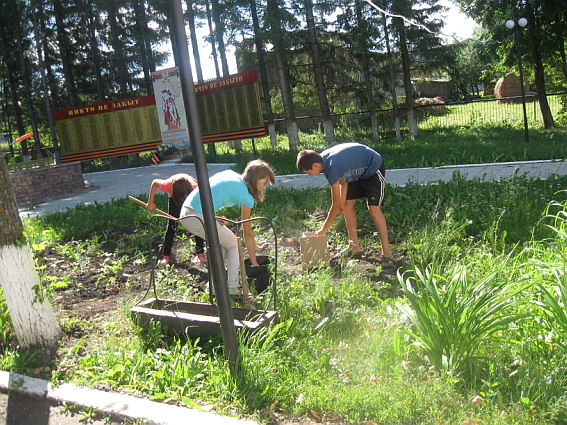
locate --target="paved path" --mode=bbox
[19,158,567,218]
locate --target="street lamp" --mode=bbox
[505,17,529,143]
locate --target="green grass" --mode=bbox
[417,96,563,130]
[207,125,567,175]
[2,176,567,424]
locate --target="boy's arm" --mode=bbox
[316,181,342,236]
[146,179,165,212]
[241,205,259,266]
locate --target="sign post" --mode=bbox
[168,0,239,373]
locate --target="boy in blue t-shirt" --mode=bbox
[296,143,392,262]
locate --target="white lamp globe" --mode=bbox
[518,17,528,27]
[505,19,515,29]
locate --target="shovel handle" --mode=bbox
[128,195,176,220]
[237,237,253,307]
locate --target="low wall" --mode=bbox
[9,162,84,207]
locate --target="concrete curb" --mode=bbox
[273,159,567,189]
[0,371,258,425]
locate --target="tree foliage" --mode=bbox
[1,0,565,156]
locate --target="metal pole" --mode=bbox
[514,29,529,144]
[168,0,239,373]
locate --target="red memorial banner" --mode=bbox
[53,69,267,162]
[53,95,161,163]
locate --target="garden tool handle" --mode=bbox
[237,237,253,308]
[128,195,176,220]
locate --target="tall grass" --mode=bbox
[0,289,15,351]
[395,263,532,380]
[393,199,567,419]
[534,199,567,353]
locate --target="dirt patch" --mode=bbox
[41,233,404,322]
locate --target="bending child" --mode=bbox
[179,160,275,296]
[146,173,206,266]
[296,143,392,262]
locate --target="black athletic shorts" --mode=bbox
[346,162,386,206]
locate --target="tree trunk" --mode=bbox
[0,20,29,157]
[167,14,181,67]
[186,0,204,82]
[553,13,567,82]
[304,0,335,143]
[83,0,105,102]
[142,1,156,73]
[16,32,44,160]
[39,6,61,108]
[210,0,230,77]
[0,156,61,349]
[133,0,152,93]
[267,0,298,152]
[204,2,219,159]
[33,0,60,162]
[356,0,379,140]
[108,3,130,95]
[4,60,29,158]
[394,15,418,137]
[53,0,79,106]
[1,85,16,158]
[250,0,276,147]
[209,0,241,151]
[277,53,299,152]
[383,13,401,140]
[205,0,221,79]
[560,39,567,81]
[526,5,554,128]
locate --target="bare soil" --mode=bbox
[41,233,403,322]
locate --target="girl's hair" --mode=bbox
[171,174,195,205]
[242,160,275,203]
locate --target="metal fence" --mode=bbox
[7,157,55,172]
[284,92,565,136]
[375,93,564,136]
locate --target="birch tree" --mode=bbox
[393,5,418,137]
[0,156,61,349]
[304,0,335,143]
[249,0,277,147]
[355,0,380,139]
[267,0,299,152]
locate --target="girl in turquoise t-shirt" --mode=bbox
[180,160,275,296]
